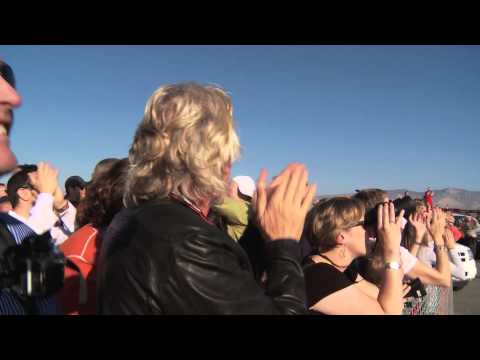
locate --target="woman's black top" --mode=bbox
[302,257,355,311]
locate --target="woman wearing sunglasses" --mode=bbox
[302,197,406,315]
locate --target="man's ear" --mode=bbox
[16,188,30,202]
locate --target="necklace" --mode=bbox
[317,253,349,269]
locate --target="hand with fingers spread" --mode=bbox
[254,163,317,242]
[408,211,427,242]
[28,162,59,195]
[443,228,456,250]
[426,207,447,242]
[376,202,404,259]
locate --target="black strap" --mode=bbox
[317,253,348,268]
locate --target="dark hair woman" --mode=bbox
[57,158,128,315]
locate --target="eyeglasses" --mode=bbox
[346,220,365,229]
[20,184,37,192]
[0,62,16,89]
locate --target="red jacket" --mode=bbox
[424,192,433,207]
[449,225,463,241]
[58,224,102,315]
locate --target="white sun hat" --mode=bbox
[233,176,256,198]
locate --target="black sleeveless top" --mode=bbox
[302,257,355,311]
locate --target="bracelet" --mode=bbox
[55,201,69,213]
[385,262,401,270]
[434,244,447,252]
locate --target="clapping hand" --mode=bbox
[376,202,405,257]
[253,163,317,242]
[408,211,427,241]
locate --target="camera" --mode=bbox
[0,231,66,298]
[404,278,427,299]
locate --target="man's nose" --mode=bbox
[0,77,22,108]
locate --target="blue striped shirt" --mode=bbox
[0,213,59,315]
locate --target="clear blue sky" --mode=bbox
[1,45,479,194]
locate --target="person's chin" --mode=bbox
[0,142,17,176]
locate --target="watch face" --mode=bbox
[386,262,401,270]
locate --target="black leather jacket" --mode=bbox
[98,198,306,314]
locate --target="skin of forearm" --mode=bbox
[432,234,451,287]
[409,243,420,256]
[378,269,404,314]
[376,248,403,314]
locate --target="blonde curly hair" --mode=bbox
[125,82,241,207]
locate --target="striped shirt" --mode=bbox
[0,213,59,315]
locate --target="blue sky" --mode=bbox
[1,45,479,194]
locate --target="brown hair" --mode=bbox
[352,188,388,211]
[304,196,365,253]
[76,158,128,229]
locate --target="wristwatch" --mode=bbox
[385,262,401,270]
[434,244,447,252]
[55,201,69,213]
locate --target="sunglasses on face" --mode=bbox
[0,62,16,89]
[346,220,366,229]
[20,184,37,192]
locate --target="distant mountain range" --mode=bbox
[318,188,480,210]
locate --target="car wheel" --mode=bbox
[453,280,469,292]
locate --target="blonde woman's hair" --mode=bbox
[304,196,365,253]
[125,82,241,207]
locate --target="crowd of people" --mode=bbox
[0,58,478,315]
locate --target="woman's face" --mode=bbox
[343,218,368,257]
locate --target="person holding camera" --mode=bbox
[4,163,76,245]
[0,164,63,314]
[352,190,452,289]
[302,197,406,314]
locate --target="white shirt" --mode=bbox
[10,193,76,246]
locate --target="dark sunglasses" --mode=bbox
[346,220,365,229]
[20,184,36,192]
[0,62,16,89]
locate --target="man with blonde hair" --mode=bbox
[99,82,317,314]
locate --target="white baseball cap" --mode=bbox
[233,176,256,198]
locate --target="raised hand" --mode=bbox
[28,162,59,195]
[426,207,447,241]
[254,163,317,242]
[408,211,427,240]
[376,202,404,258]
[443,228,456,250]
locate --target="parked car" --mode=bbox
[451,243,478,291]
[453,213,480,259]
